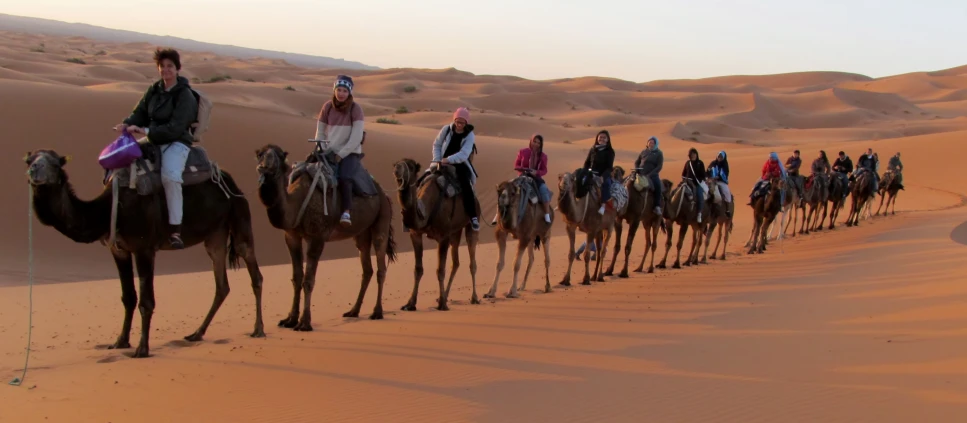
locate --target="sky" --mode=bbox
[4,0,967,82]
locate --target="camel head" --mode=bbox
[255,144,289,181]
[557,171,575,196]
[496,179,519,227]
[393,158,421,191]
[766,176,784,204]
[612,166,625,182]
[24,149,70,187]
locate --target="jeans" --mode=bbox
[537,180,552,203]
[455,164,478,218]
[160,142,190,225]
[648,173,663,208]
[600,175,612,204]
[693,181,705,214]
[337,153,362,211]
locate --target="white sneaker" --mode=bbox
[339,212,352,226]
[654,206,662,215]
[598,205,605,215]
[697,214,703,223]
[544,213,551,223]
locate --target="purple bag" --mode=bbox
[98,130,142,169]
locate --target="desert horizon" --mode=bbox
[2,26,967,422]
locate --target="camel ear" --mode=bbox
[282,151,288,160]
[60,155,71,166]
[23,151,32,164]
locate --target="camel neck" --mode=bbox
[32,181,112,244]
[257,171,298,230]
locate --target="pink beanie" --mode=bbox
[453,107,470,123]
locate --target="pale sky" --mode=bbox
[6,0,967,82]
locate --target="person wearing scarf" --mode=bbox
[749,152,786,205]
[681,148,707,223]
[582,130,616,215]
[430,107,480,230]
[634,136,664,214]
[514,134,552,223]
[706,150,732,217]
[315,74,365,226]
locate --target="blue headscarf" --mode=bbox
[769,151,787,203]
[648,136,660,150]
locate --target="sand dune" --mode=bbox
[2,30,967,422]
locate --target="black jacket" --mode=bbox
[833,156,853,174]
[123,75,198,146]
[583,130,615,177]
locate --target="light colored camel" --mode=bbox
[701,178,734,263]
[487,176,553,298]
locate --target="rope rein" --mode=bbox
[10,185,34,387]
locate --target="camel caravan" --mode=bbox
[21,50,906,358]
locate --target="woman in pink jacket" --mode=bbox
[515,134,552,223]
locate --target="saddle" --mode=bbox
[294,151,378,198]
[576,168,629,214]
[107,142,213,196]
[422,165,464,198]
[632,172,651,192]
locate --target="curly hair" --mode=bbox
[153,48,181,70]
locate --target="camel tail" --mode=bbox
[386,222,398,263]
[534,236,542,250]
[220,170,246,271]
[227,232,241,271]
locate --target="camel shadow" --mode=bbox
[949,220,967,246]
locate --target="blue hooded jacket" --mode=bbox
[707,150,729,184]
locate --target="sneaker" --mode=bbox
[169,233,184,250]
[471,217,480,231]
[491,212,499,225]
[598,205,606,215]
[697,214,703,223]
[339,212,352,226]
[654,206,662,215]
[544,213,551,223]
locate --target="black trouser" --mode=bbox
[648,173,662,208]
[338,153,362,212]
[455,164,477,218]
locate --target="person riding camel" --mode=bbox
[855,148,879,194]
[115,48,198,249]
[749,152,785,204]
[888,152,904,189]
[681,147,706,223]
[807,150,831,191]
[633,135,664,215]
[786,150,804,207]
[314,74,365,227]
[582,130,616,215]
[430,107,480,230]
[706,150,732,218]
[512,134,552,223]
[832,151,853,198]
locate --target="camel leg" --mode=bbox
[657,220,673,269]
[633,222,649,273]
[687,225,701,265]
[520,243,536,292]
[890,193,898,215]
[620,219,639,277]
[559,225,577,286]
[647,224,660,272]
[401,232,424,311]
[604,220,622,277]
[757,218,772,254]
[185,233,233,342]
[541,235,552,293]
[367,222,390,320]
[132,250,157,358]
[748,219,761,255]
[702,221,716,264]
[506,240,528,298]
[465,225,480,305]
[233,233,265,338]
[294,238,324,331]
[343,232,375,319]
[434,235,454,311]
[279,232,304,328]
[876,192,887,216]
[720,221,732,260]
[673,224,687,269]
[441,232,463,310]
[581,231,594,285]
[594,230,610,282]
[108,251,136,349]
[486,230,508,299]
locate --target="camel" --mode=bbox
[845,171,875,227]
[486,175,553,298]
[875,170,903,216]
[747,177,784,254]
[657,179,708,269]
[766,176,804,241]
[800,173,829,234]
[701,178,734,263]
[255,144,396,330]
[393,159,480,311]
[605,167,670,276]
[557,168,616,286]
[25,147,264,358]
[818,173,849,230]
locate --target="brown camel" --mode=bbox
[845,171,875,227]
[748,176,784,254]
[875,170,903,216]
[800,173,829,234]
[487,175,553,298]
[819,173,848,230]
[769,176,804,240]
[393,159,480,311]
[557,168,616,286]
[657,179,708,269]
[25,147,264,358]
[605,167,669,276]
[701,178,734,263]
[255,144,396,330]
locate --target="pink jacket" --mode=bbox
[515,147,548,178]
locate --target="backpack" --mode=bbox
[187,87,213,142]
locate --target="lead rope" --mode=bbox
[10,185,34,386]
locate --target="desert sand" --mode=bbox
[2,30,967,422]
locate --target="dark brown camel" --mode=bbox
[701,178,734,263]
[801,173,828,234]
[604,167,669,276]
[393,158,480,311]
[657,179,708,269]
[845,171,875,227]
[748,176,784,254]
[25,148,264,358]
[557,168,616,286]
[820,173,848,230]
[875,170,903,216]
[487,175,553,298]
[255,145,396,330]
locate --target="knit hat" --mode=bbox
[334,75,354,93]
[453,107,470,123]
